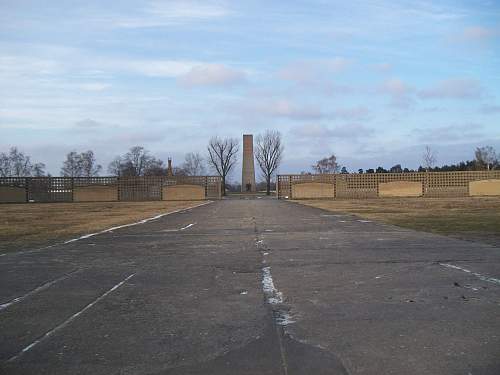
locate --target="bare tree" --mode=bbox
[182,152,206,176]
[312,154,340,174]
[108,146,164,176]
[32,162,46,177]
[144,159,166,176]
[475,146,497,170]
[108,157,123,176]
[61,151,83,177]
[207,137,239,196]
[422,145,437,171]
[124,146,150,176]
[255,130,284,195]
[80,150,102,177]
[0,147,46,177]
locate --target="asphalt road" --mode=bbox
[1,198,499,374]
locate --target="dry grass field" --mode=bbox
[297,197,500,246]
[0,201,201,253]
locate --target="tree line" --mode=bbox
[308,145,499,175]
[0,129,284,196]
[3,140,495,193]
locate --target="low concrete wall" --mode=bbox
[292,182,334,199]
[0,186,26,203]
[163,184,205,201]
[469,179,500,196]
[73,186,118,202]
[379,181,422,197]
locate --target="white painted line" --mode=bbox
[0,269,80,312]
[162,222,196,232]
[180,223,195,231]
[439,263,500,286]
[357,220,372,223]
[0,201,213,257]
[7,273,135,363]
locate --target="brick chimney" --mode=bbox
[167,157,173,177]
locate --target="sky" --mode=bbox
[1,0,499,179]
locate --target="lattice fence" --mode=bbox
[277,171,500,199]
[0,176,221,203]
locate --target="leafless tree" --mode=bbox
[182,152,206,176]
[61,150,101,177]
[255,130,284,195]
[0,147,46,177]
[475,146,497,171]
[422,145,437,171]
[312,154,340,174]
[80,150,102,177]
[108,146,164,176]
[61,151,82,177]
[32,163,46,177]
[207,136,239,196]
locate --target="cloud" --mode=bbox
[79,83,111,91]
[332,106,371,121]
[0,55,63,79]
[292,123,374,139]
[374,63,392,73]
[178,64,246,87]
[113,0,230,28]
[412,123,485,143]
[114,59,197,77]
[277,58,351,84]
[75,119,102,128]
[479,104,500,114]
[256,99,323,120]
[418,79,483,100]
[462,26,498,42]
[378,78,415,109]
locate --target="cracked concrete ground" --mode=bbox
[1,198,499,374]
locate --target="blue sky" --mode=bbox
[1,0,499,178]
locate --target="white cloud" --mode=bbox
[111,59,197,78]
[374,63,392,73]
[292,123,373,139]
[479,104,500,114]
[75,119,103,128]
[462,26,497,42]
[113,0,229,28]
[378,78,415,108]
[418,79,483,100]
[178,64,246,87]
[0,55,63,79]
[79,83,111,91]
[412,123,485,143]
[332,106,371,121]
[277,58,351,84]
[255,99,323,120]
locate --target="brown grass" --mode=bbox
[296,197,500,246]
[0,201,202,252]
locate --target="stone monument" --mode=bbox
[241,134,256,192]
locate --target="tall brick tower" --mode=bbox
[241,134,256,192]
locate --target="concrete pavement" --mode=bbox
[1,199,499,374]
